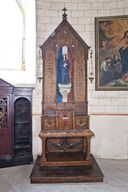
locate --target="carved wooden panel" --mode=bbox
[56,26,73,47]
[43,117,56,130]
[0,98,7,129]
[43,104,56,116]
[47,137,83,152]
[57,109,74,130]
[44,50,56,103]
[75,116,89,129]
[0,95,12,157]
[74,103,87,116]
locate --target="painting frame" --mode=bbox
[95,15,128,91]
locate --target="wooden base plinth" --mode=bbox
[30,155,104,183]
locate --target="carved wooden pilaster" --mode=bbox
[40,138,47,164]
[83,137,87,159]
[86,137,91,161]
[39,132,47,163]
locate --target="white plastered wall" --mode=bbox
[0,0,36,86]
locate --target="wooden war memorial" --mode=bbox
[30,8,104,183]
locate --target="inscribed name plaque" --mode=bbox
[44,50,56,103]
[74,50,86,102]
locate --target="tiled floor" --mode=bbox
[0,158,128,192]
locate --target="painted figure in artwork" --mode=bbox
[119,30,128,76]
[112,53,122,80]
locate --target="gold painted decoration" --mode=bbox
[75,116,89,129]
[43,117,56,130]
[57,110,73,130]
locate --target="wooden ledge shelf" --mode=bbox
[39,129,94,138]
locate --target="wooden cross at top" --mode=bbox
[62,7,67,20]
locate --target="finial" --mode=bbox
[62,7,67,20]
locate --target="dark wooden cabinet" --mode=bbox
[0,79,33,168]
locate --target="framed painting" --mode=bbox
[95,15,128,90]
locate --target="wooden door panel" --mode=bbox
[0,95,12,158]
[0,132,10,157]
